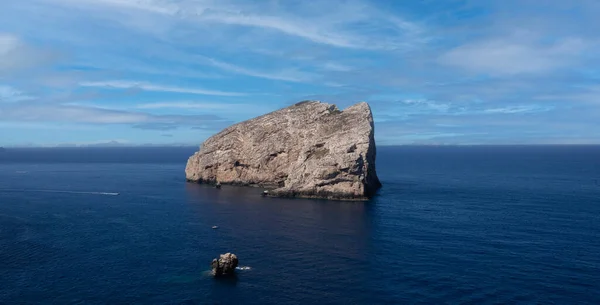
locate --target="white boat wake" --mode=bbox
[0,189,119,196]
[235,266,252,271]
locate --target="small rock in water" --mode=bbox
[211,253,238,277]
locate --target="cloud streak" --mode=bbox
[0,85,33,102]
[0,0,599,145]
[46,0,426,50]
[79,80,247,96]
[205,58,316,82]
[483,105,554,114]
[0,33,60,75]
[0,103,227,126]
[439,37,588,75]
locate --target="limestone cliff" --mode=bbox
[185,101,381,200]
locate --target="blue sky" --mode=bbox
[1,0,599,146]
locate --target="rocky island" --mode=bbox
[211,253,238,277]
[185,101,381,200]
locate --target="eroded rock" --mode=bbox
[185,101,381,200]
[211,253,239,277]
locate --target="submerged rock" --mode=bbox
[185,101,382,200]
[211,253,239,277]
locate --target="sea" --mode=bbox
[0,146,599,304]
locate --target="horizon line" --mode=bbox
[3,144,600,149]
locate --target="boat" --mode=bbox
[212,226,219,229]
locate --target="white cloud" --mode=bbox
[136,102,234,110]
[0,33,59,74]
[79,80,246,96]
[0,103,226,125]
[0,34,19,55]
[133,101,275,118]
[483,105,553,114]
[322,62,353,72]
[45,0,425,50]
[197,3,425,50]
[199,12,359,49]
[0,85,33,102]
[1,104,146,123]
[439,37,588,75]
[534,86,600,104]
[206,58,316,82]
[2,0,598,145]
[401,99,451,112]
[52,0,181,15]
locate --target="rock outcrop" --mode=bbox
[185,101,381,200]
[211,253,239,277]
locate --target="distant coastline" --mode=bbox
[2,143,600,149]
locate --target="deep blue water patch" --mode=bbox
[1,146,599,304]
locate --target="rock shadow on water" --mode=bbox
[185,181,376,263]
[210,272,239,286]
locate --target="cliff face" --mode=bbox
[185,101,381,200]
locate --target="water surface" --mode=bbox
[1,146,599,304]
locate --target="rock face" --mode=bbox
[185,101,382,200]
[211,253,239,276]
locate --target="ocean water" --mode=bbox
[0,146,599,304]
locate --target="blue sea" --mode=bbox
[1,146,599,304]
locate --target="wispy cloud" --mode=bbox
[136,101,250,110]
[0,85,33,102]
[79,80,247,96]
[0,33,19,55]
[200,12,359,49]
[46,0,426,50]
[0,33,59,75]
[0,103,227,126]
[51,0,181,15]
[205,57,316,82]
[132,123,179,131]
[137,102,228,110]
[1,0,599,145]
[483,105,553,114]
[439,37,588,75]
[133,101,277,120]
[534,86,600,104]
[401,99,451,112]
[322,62,354,72]
[203,6,426,50]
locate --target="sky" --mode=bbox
[1,0,599,146]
